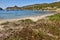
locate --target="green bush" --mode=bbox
[48,14,60,21]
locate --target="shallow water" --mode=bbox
[0,10,55,19]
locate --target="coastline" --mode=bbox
[0,13,55,24]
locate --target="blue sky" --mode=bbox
[0,0,60,9]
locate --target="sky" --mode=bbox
[0,0,60,9]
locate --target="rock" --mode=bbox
[0,8,3,10]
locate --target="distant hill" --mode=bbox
[6,6,21,10]
[6,1,60,10]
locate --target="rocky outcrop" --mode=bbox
[0,8,3,10]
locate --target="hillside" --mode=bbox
[6,1,60,10]
[21,1,60,10]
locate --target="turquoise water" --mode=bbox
[0,10,55,19]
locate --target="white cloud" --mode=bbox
[54,0,60,2]
[56,0,60,1]
[57,0,60,1]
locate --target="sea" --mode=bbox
[0,10,55,19]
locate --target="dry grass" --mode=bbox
[0,14,60,40]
